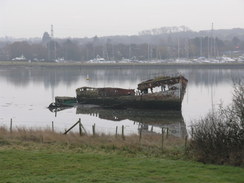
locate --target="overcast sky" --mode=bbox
[0,0,244,38]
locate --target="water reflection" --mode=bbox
[49,105,187,137]
[76,105,187,137]
[1,65,244,88]
[46,103,186,137]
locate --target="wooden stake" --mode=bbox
[122,125,125,140]
[10,118,12,133]
[161,127,164,151]
[166,128,169,139]
[64,120,80,135]
[115,126,118,137]
[79,118,87,134]
[40,135,44,143]
[92,123,95,136]
[52,121,54,132]
[139,128,142,143]
[191,126,194,138]
[79,121,82,136]
[184,135,188,153]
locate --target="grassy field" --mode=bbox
[1,147,244,183]
[0,127,243,183]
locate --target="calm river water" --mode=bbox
[0,64,244,137]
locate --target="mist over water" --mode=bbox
[0,65,243,136]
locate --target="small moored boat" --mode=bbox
[48,96,77,109]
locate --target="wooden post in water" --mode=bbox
[10,118,12,133]
[52,121,54,132]
[122,125,125,140]
[115,126,118,137]
[161,127,164,152]
[92,123,96,136]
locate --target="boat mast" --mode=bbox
[211,22,214,58]
[200,36,203,57]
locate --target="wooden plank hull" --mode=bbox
[76,75,188,110]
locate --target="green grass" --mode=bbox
[0,146,243,183]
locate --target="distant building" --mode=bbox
[42,32,51,45]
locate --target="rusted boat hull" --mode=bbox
[76,75,188,110]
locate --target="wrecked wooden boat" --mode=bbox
[76,75,188,110]
[48,96,77,109]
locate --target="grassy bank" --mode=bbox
[0,127,185,158]
[0,127,243,183]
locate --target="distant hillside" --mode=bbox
[1,27,244,43]
[1,26,244,61]
[199,28,244,40]
[72,27,244,46]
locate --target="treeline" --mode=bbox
[0,27,244,61]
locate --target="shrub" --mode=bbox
[190,82,244,166]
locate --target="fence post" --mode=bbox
[79,118,82,136]
[10,118,13,133]
[184,135,188,153]
[52,121,54,132]
[139,128,142,143]
[161,127,164,152]
[115,126,118,137]
[92,123,96,136]
[191,126,194,138]
[64,119,80,135]
[79,119,87,135]
[122,125,125,140]
[40,135,44,143]
[166,128,169,139]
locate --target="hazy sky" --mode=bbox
[1,0,244,38]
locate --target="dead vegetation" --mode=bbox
[0,126,185,158]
